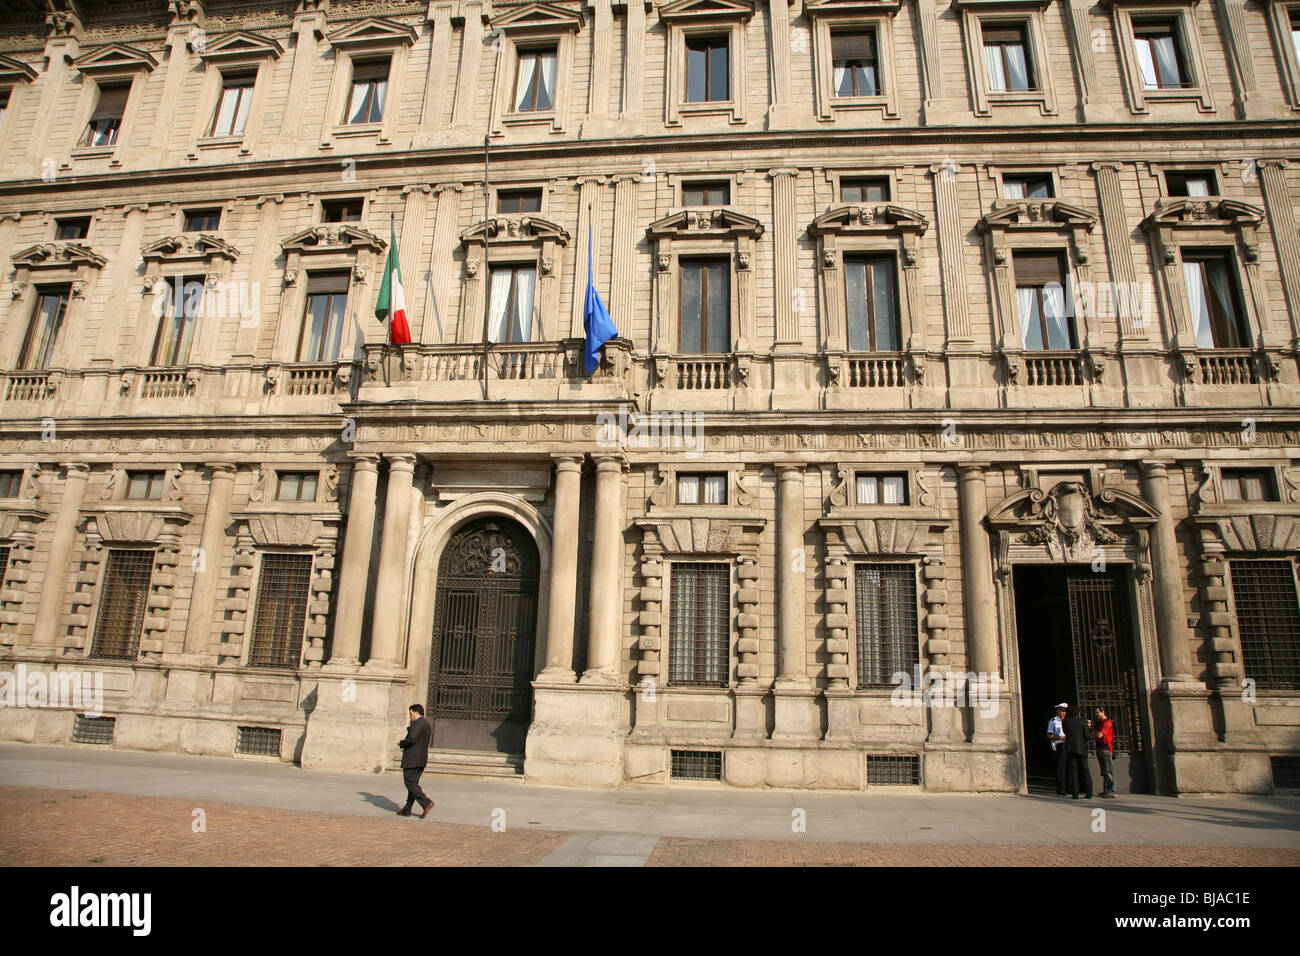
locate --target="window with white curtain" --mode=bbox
[1002,174,1053,199]
[677,474,728,505]
[831,30,880,97]
[345,59,389,124]
[19,289,70,370]
[856,473,908,506]
[1014,252,1075,350]
[1165,170,1215,197]
[1182,254,1248,348]
[513,47,557,112]
[209,75,254,137]
[152,276,203,366]
[1133,21,1188,89]
[982,23,1034,93]
[488,265,536,343]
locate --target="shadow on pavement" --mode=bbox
[358,792,401,812]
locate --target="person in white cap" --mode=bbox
[1047,704,1068,795]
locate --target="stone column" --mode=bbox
[1259,161,1300,350]
[610,175,640,334]
[583,0,615,136]
[400,185,431,334]
[234,195,283,360]
[451,3,486,129]
[772,463,816,740]
[153,25,192,153]
[284,6,327,143]
[766,0,797,127]
[181,463,237,657]
[620,0,646,126]
[581,454,624,682]
[1139,462,1194,683]
[329,453,380,666]
[30,463,90,650]
[571,176,606,337]
[366,454,415,668]
[540,455,583,681]
[956,465,998,676]
[419,2,455,134]
[931,164,972,345]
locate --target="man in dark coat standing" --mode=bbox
[1062,707,1094,799]
[397,703,434,817]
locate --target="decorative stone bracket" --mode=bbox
[0,507,47,651]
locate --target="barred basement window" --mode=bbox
[669,562,730,687]
[248,553,312,668]
[855,563,918,687]
[0,470,17,497]
[1228,559,1300,690]
[867,753,919,785]
[89,549,154,660]
[72,714,116,745]
[0,546,9,587]
[1272,755,1300,790]
[671,749,723,780]
[236,725,282,756]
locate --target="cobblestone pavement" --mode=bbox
[0,787,569,867]
[645,837,1300,867]
[3,784,1298,867]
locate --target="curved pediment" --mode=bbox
[1144,197,1265,229]
[326,17,418,50]
[978,200,1097,232]
[658,0,755,21]
[12,241,107,270]
[281,224,385,254]
[198,30,285,62]
[989,481,1158,525]
[460,216,571,245]
[0,54,37,84]
[141,234,240,263]
[647,208,764,239]
[810,203,928,236]
[490,2,585,32]
[73,43,158,76]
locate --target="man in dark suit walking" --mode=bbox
[397,703,434,818]
[1062,707,1094,799]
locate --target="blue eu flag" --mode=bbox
[583,229,618,375]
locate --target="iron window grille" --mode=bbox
[1272,756,1300,790]
[669,562,731,687]
[0,546,9,591]
[1221,468,1278,502]
[18,288,69,371]
[844,254,900,352]
[671,749,723,780]
[236,726,282,756]
[685,35,729,102]
[72,715,116,745]
[841,178,890,203]
[1229,559,1300,690]
[680,257,731,354]
[831,30,880,97]
[855,563,919,687]
[867,754,919,785]
[248,553,312,668]
[90,549,154,660]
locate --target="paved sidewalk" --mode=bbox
[1,743,1297,866]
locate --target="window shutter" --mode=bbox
[91,85,129,121]
[982,24,1025,44]
[1013,251,1065,287]
[306,271,351,295]
[832,31,875,62]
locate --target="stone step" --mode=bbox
[425,749,524,779]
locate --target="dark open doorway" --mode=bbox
[1013,564,1151,794]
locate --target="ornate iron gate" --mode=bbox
[1066,570,1143,755]
[427,517,539,753]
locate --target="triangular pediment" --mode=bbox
[281,224,385,253]
[73,43,158,76]
[490,2,585,32]
[326,17,418,50]
[978,200,1097,231]
[460,216,571,244]
[647,208,764,239]
[810,203,928,236]
[0,54,37,84]
[11,241,106,270]
[1145,197,1264,229]
[141,234,240,262]
[199,31,284,62]
[804,0,902,16]
[658,0,755,22]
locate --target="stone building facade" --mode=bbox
[0,0,1298,793]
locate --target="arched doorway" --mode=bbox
[427,516,540,754]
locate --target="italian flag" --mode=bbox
[375,226,412,345]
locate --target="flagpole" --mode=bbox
[388,212,395,349]
[481,133,491,401]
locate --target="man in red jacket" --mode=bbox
[1093,706,1117,798]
